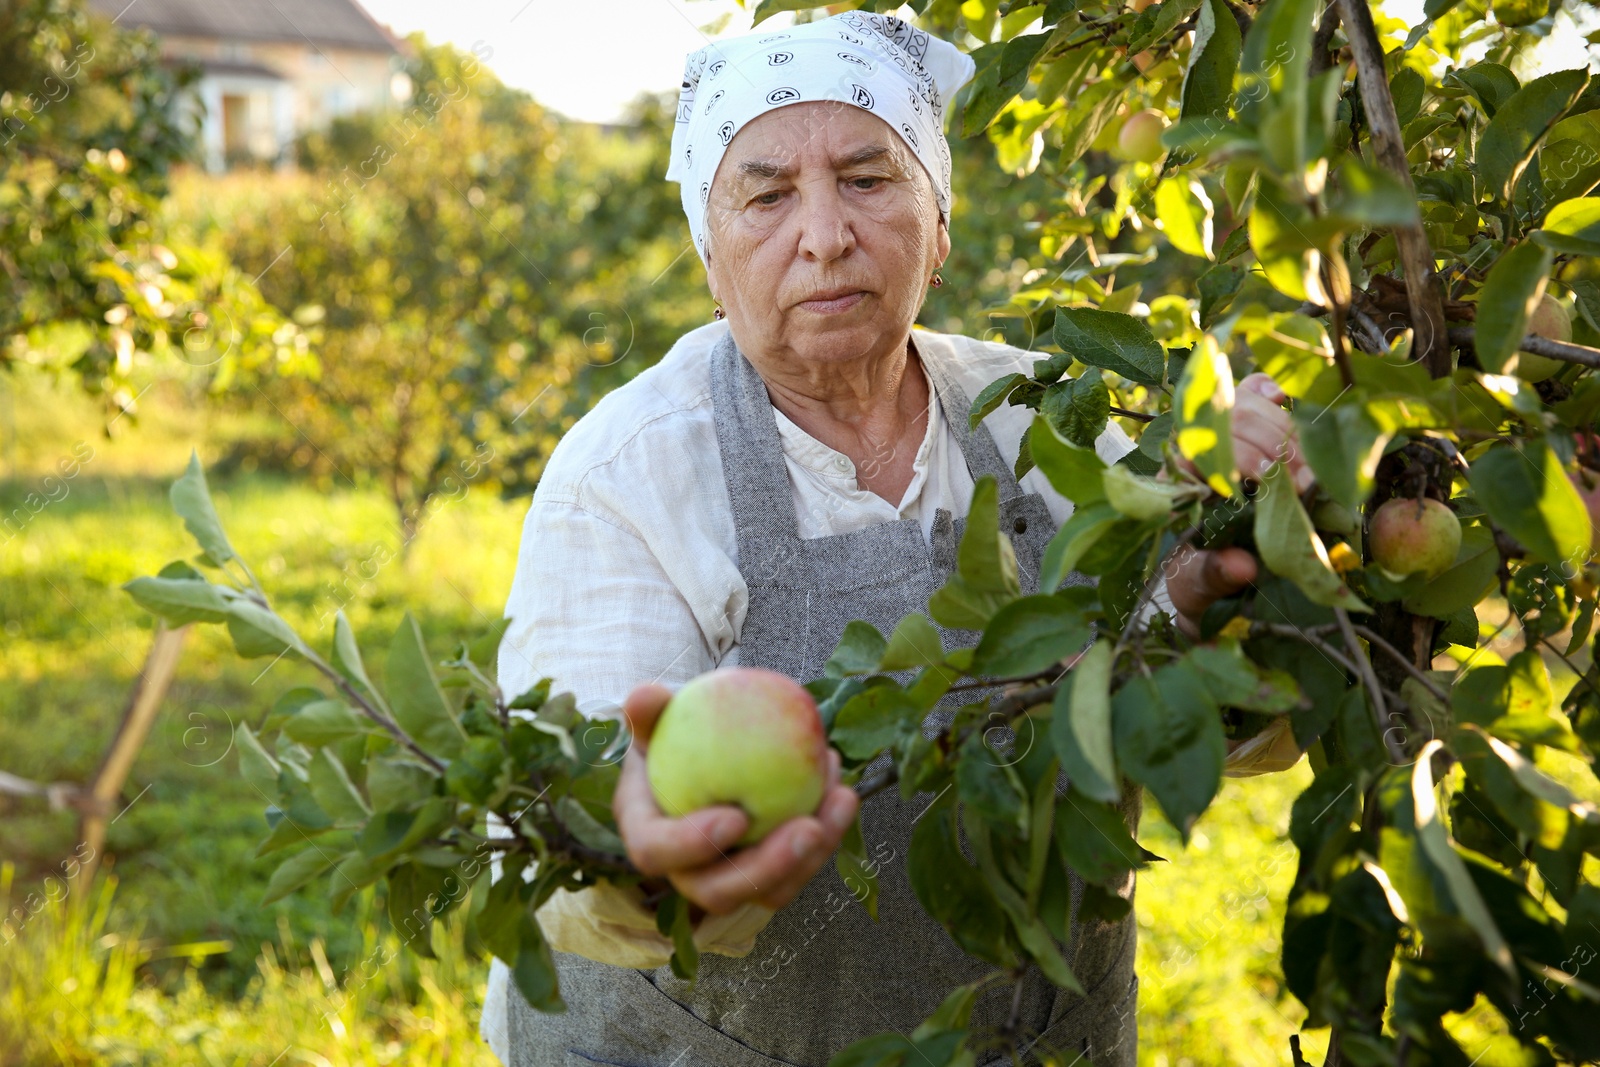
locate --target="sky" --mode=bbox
[356,0,788,123]
[356,0,1598,124]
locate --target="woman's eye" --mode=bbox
[755,191,783,205]
[850,177,882,190]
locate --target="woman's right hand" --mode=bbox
[611,682,860,916]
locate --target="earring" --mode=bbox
[929,272,943,288]
[713,302,725,320]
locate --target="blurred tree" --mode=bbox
[0,0,309,415]
[174,40,706,547]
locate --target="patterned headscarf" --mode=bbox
[664,11,977,268]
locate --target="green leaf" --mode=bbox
[1055,789,1143,885]
[236,724,281,798]
[929,477,1022,629]
[1038,502,1119,594]
[1237,0,1316,165]
[511,915,564,1013]
[1453,62,1520,119]
[122,574,233,626]
[1056,80,1125,171]
[1410,741,1518,981]
[1041,369,1110,448]
[880,614,946,672]
[1242,312,1332,400]
[826,621,888,678]
[386,613,467,760]
[1154,177,1213,259]
[1051,639,1118,802]
[1468,441,1591,568]
[1250,179,1320,302]
[333,611,383,708]
[832,685,921,761]
[1389,66,1425,126]
[1292,402,1389,511]
[170,451,236,564]
[261,846,340,906]
[912,981,981,1040]
[1454,650,1577,751]
[1534,196,1600,257]
[1400,525,1499,618]
[963,33,1050,137]
[1178,0,1242,129]
[226,600,304,660]
[1127,0,1200,52]
[1253,463,1369,611]
[971,591,1094,677]
[956,741,1028,834]
[962,812,1082,992]
[1478,68,1590,205]
[1541,113,1600,205]
[282,700,369,747]
[1474,241,1555,373]
[908,801,1018,968]
[1112,665,1226,839]
[308,748,370,822]
[1053,308,1165,386]
[834,814,881,920]
[1028,415,1109,507]
[1174,334,1238,497]
[1102,465,1179,521]
[367,756,439,812]
[969,372,1028,431]
[1184,643,1303,713]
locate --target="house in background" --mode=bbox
[86,0,411,170]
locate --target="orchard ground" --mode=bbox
[0,370,1579,1065]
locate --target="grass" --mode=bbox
[0,368,1504,1065]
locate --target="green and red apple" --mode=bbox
[647,667,829,847]
[1369,497,1461,581]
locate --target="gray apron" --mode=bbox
[509,332,1139,1067]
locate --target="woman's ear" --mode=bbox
[936,212,951,266]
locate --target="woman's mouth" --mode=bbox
[798,291,867,314]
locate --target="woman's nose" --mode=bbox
[794,182,855,263]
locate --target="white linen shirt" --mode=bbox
[479,321,1165,1062]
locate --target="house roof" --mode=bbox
[86,0,404,53]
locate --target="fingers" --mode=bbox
[1239,371,1288,404]
[1233,387,1313,492]
[620,682,673,751]
[1166,544,1258,624]
[613,741,750,877]
[670,780,859,915]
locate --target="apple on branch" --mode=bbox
[1369,496,1462,581]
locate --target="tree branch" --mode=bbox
[1336,0,1450,378]
[1448,326,1600,370]
[1351,624,1449,701]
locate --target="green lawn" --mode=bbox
[0,374,1346,1065]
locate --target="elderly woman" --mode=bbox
[481,12,1306,1067]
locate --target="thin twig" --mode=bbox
[1109,405,1158,423]
[1335,607,1408,765]
[1351,625,1449,701]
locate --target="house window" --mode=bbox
[218,41,249,62]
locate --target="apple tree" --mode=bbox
[121,0,1600,1063]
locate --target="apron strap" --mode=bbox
[708,327,1033,553]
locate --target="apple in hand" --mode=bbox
[1117,109,1169,163]
[647,667,829,848]
[1369,497,1462,581]
[1512,292,1573,383]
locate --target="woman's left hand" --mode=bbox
[1166,372,1311,639]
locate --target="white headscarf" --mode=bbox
[664,11,977,268]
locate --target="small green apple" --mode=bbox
[647,667,828,847]
[1512,292,1573,382]
[1116,109,1168,164]
[1369,497,1461,581]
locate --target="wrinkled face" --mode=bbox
[704,101,950,369]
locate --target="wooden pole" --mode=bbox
[74,624,190,892]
